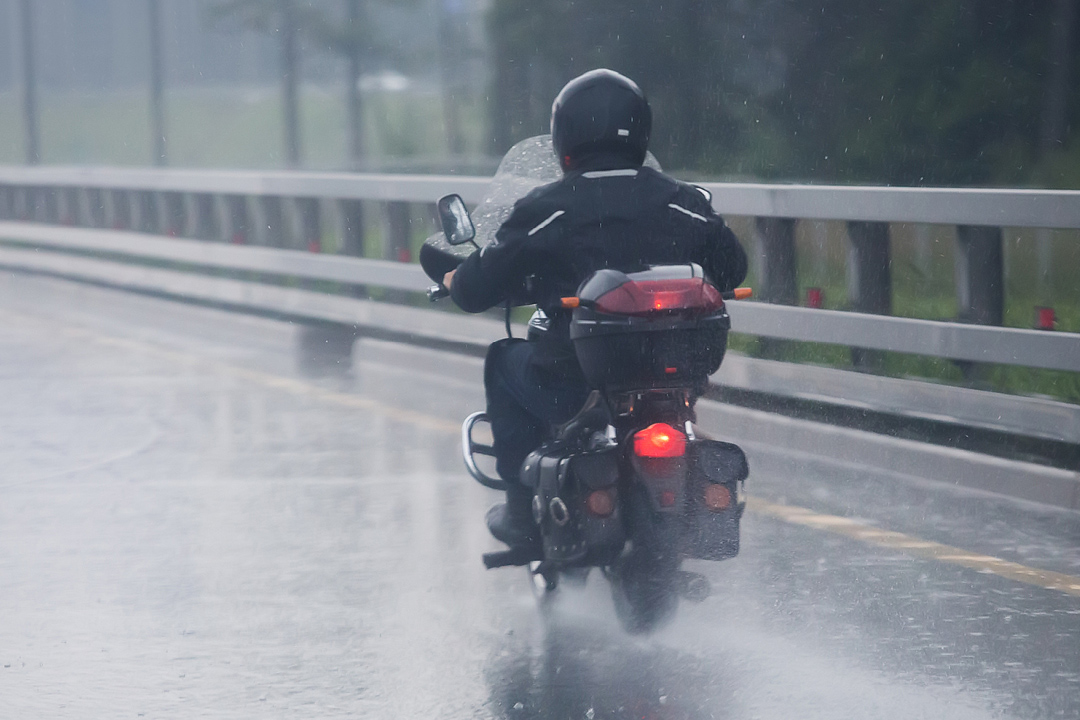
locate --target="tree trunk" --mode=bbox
[345,0,363,168]
[438,1,465,156]
[148,0,167,166]
[1041,0,1077,155]
[19,0,39,164]
[280,0,301,167]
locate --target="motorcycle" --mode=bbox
[420,136,750,633]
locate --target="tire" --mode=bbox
[610,546,680,634]
[609,486,681,634]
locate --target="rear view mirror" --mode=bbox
[437,194,476,246]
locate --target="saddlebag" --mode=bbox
[682,439,748,561]
[520,442,625,566]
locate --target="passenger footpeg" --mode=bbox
[483,546,543,569]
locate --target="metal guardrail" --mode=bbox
[2,165,1080,227]
[2,221,1078,374]
[0,166,491,205]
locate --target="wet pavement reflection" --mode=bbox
[0,274,1077,719]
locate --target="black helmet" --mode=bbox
[551,69,652,172]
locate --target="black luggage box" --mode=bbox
[569,266,730,392]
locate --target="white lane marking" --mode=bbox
[527,210,565,236]
[668,203,709,222]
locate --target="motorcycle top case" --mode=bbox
[519,442,625,566]
[569,265,730,393]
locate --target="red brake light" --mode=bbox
[594,278,724,316]
[633,423,687,458]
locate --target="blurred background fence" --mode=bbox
[0,0,1078,401]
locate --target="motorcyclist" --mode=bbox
[444,69,748,550]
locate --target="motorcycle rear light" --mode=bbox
[585,489,616,517]
[633,423,687,458]
[594,278,724,316]
[703,484,732,512]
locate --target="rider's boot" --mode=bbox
[486,483,540,550]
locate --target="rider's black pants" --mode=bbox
[485,339,590,485]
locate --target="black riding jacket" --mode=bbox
[450,162,748,377]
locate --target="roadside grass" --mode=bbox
[0,85,479,169]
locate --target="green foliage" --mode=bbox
[487,0,1079,188]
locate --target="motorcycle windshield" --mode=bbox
[425,134,661,260]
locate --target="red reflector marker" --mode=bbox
[1035,306,1056,330]
[633,423,687,458]
[703,484,732,512]
[585,489,616,517]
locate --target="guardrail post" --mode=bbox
[338,199,365,257]
[385,201,412,263]
[192,194,218,240]
[258,196,286,248]
[56,188,78,225]
[37,188,52,222]
[954,225,1004,382]
[131,191,159,233]
[754,217,798,305]
[160,192,186,236]
[106,190,130,229]
[224,195,249,244]
[846,221,892,369]
[13,186,29,220]
[80,188,107,228]
[955,225,1004,326]
[752,217,797,359]
[43,188,60,224]
[298,198,321,253]
[0,187,11,219]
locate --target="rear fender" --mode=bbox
[627,454,688,514]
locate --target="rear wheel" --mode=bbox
[609,546,680,634]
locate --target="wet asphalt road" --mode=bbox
[1,272,1078,719]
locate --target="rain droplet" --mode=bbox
[513,702,524,710]
[586,709,595,719]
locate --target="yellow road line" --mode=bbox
[747,496,1080,598]
[7,305,1079,599]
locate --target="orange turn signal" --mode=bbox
[733,287,753,300]
[560,296,580,309]
[703,484,732,512]
[585,489,616,517]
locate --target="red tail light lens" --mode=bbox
[633,423,687,458]
[594,278,724,316]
